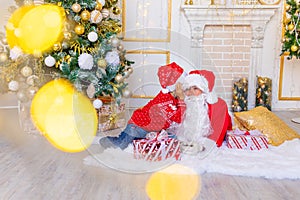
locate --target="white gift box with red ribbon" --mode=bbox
[226,129,269,150]
[133,130,181,161]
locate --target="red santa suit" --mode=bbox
[208,98,232,147]
[184,70,232,147]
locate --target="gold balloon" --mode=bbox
[75,24,85,35]
[30,79,97,152]
[291,45,298,52]
[112,7,121,15]
[14,5,66,54]
[95,2,103,10]
[71,3,81,13]
[53,43,62,51]
[80,10,91,21]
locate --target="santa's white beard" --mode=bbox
[178,95,212,144]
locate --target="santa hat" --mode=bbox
[183,70,218,104]
[158,62,187,93]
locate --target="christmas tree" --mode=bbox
[0,0,133,104]
[281,0,300,59]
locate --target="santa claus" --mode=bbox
[179,70,232,153]
[100,62,187,150]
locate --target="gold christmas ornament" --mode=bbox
[81,10,91,21]
[71,3,81,13]
[291,45,298,52]
[95,2,103,10]
[97,58,107,68]
[111,0,118,4]
[75,24,85,35]
[20,66,33,77]
[0,52,8,62]
[112,7,121,15]
[101,8,110,18]
[285,5,291,11]
[115,74,123,83]
[288,24,294,31]
[90,10,103,24]
[110,37,120,47]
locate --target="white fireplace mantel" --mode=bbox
[181,5,280,109]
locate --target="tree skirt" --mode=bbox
[83,138,300,179]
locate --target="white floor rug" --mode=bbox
[84,138,300,179]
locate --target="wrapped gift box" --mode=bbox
[133,131,181,161]
[226,129,269,150]
[98,103,126,132]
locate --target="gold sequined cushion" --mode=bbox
[234,106,300,146]
[233,116,248,131]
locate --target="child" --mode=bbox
[100,62,187,150]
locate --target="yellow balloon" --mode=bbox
[6,5,35,49]
[31,79,98,152]
[146,164,200,200]
[17,5,66,54]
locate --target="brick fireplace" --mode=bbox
[181,5,279,109]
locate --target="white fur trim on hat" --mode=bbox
[183,74,218,104]
[162,88,170,94]
[183,74,209,93]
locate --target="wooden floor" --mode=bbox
[1,108,300,200]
